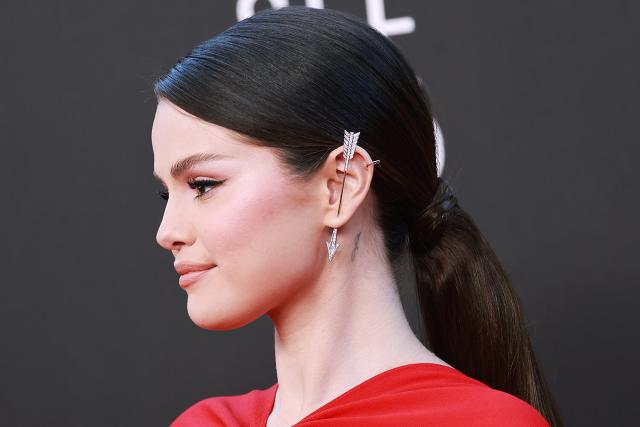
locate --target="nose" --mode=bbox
[155,201,193,251]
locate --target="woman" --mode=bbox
[151,6,562,427]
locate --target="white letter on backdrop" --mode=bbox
[365,0,415,37]
[236,0,325,21]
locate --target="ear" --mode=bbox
[320,144,375,229]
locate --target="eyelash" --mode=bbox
[157,178,225,201]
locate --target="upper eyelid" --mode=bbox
[190,178,224,199]
[159,178,224,192]
[188,177,224,185]
[158,175,220,187]
[156,177,223,196]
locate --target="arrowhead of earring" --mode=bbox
[326,228,341,263]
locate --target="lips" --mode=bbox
[174,261,216,289]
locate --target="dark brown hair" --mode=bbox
[153,6,562,426]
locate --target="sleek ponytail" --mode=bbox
[409,178,563,426]
[153,6,562,425]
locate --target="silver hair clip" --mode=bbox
[326,130,360,263]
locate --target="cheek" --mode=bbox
[197,176,321,311]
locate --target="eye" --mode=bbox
[187,178,226,199]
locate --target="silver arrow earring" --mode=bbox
[326,130,360,263]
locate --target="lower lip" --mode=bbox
[179,267,215,289]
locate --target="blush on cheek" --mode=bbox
[200,162,317,287]
[200,174,289,259]
[193,178,320,325]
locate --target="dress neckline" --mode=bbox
[262,362,460,426]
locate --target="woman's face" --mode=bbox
[152,99,324,330]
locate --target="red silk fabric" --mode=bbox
[170,363,550,426]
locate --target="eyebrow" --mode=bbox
[153,152,231,183]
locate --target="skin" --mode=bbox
[152,99,451,427]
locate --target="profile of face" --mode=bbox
[152,99,366,330]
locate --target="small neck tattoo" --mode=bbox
[351,231,362,261]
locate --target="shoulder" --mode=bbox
[403,364,550,426]
[170,384,277,427]
[448,386,550,426]
[297,363,549,426]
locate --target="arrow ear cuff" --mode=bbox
[325,130,380,263]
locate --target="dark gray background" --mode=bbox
[1,1,638,426]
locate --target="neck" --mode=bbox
[265,227,448,426]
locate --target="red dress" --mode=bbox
[170,362,550,426]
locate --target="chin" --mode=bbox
[186,297,262,331]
